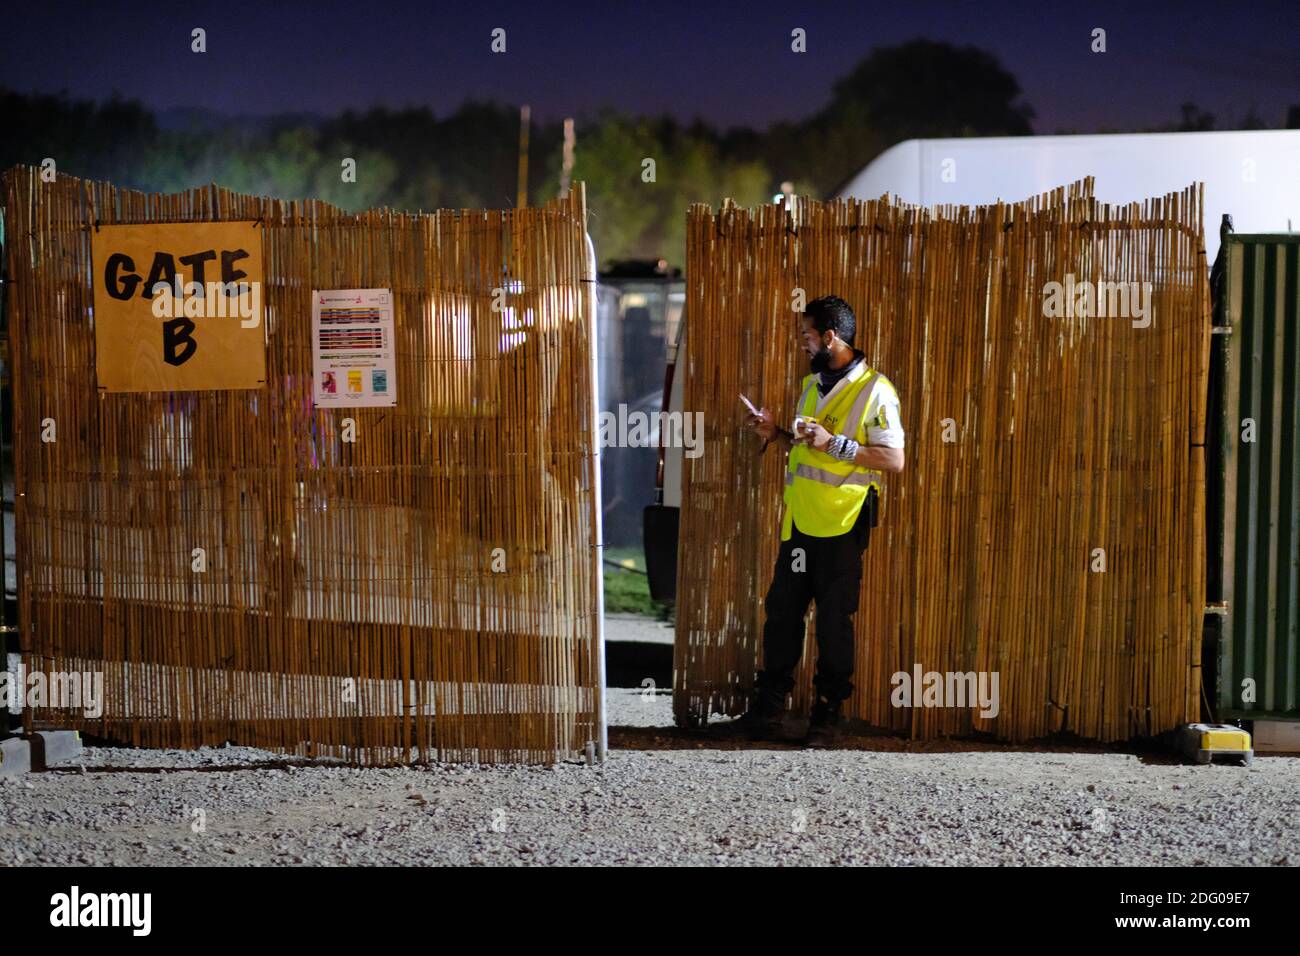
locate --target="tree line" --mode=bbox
[2,40,1291,269]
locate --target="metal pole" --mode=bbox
[559,118,575,199]
[517,104,530,209]
[584,226,608,762]
[0,240,16,737]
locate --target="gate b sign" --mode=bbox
[91,221,267,392]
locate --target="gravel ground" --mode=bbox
[603,613,675,645]
[3,688,1297,866]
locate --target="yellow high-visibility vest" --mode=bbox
[781,362,886,541]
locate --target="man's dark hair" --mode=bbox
[804,295,856,347]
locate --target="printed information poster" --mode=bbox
[311,288,397,408]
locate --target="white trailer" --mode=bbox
[835,130,1300,262]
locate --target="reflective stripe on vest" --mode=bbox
[840,372,877,441]
[785,463,883,488]
[796,379,817,417]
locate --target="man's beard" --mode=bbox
[810,346,834,373]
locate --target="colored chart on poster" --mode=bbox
[311,288,397,407]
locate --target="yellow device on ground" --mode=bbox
[1177,723,1253,766]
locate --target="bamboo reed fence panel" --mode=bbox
[676,179,1209,742]
[2,166,602,765]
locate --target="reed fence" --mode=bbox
[2,166,602,765]
[676,179,1209,742]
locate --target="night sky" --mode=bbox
[3,0,1297,132]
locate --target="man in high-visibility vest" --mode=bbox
[742,295,905,745]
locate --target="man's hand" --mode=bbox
[789,417,905,470]
[794,419,834,452]
[748,406,778,442]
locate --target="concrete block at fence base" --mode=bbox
[25,730,83,770]
[0,736,33,776]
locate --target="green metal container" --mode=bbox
[1216,233,1300,719]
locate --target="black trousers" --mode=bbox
[758,491,876,705]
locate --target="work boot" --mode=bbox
[736,686,787,741]
[805,696,844,747]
